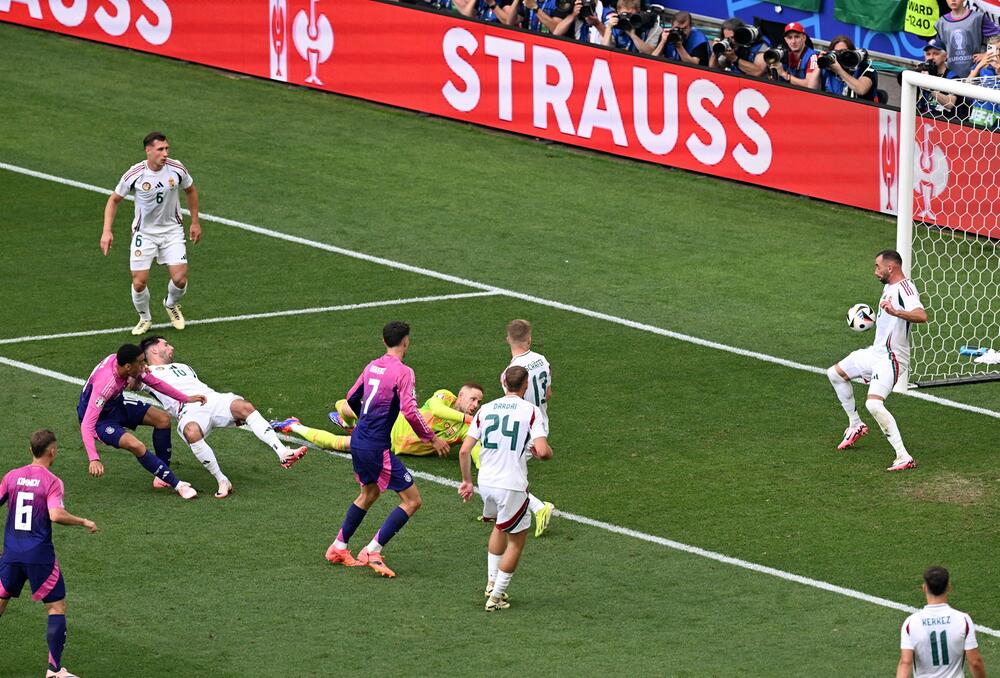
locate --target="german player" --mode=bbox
[271,383,483,457]
[140,336,307,498]
[896,566,987,678]
[503,319,556,534]
[827,250,927,471]
[101,132,201,336]
[78,343,204,499]
[324,321,449,577]
[0,430,97,678]
[458,365,552,611]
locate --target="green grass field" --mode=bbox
[1,21,999,676]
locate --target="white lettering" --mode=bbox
[577,59,627,147]
[48,0,85,26]
[16,477,41,487]
[484,35,525,122]
[95,0,131,36]
[632,66,678,155]
[442,27,481,113]
[136,0,171,46]
[370,366,386,375]
[0,0,44,19]
[685,79,726,166]
[532,45,575,134]
[732,89,772,175]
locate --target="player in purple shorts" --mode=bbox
[0,430,97,678]
[324,321,449,577]
[78,343,206,499]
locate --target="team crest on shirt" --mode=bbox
[142,181,151,191]
[95,396,105,408]
[168,178,175,188]
[404,472,412,483]
[135,249,142,256]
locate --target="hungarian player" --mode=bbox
[458,365,552,611]
[324,321,449,577]
[0,430,98,678]
[503,319,555,534]
[78,343,204,499]
[827,250,927,471]
[271,383,483,457]
[139,336,307,498]
[896,566,987,678]
[101,132,201,335]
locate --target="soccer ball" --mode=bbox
[847,303,875,332]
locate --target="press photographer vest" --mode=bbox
[785,47,818,80]
[821,62,878,101]
[664,28,708,63]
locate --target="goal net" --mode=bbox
[897,69,1000,387]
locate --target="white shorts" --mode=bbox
[130,229,187,271]
[838,347,908,399]
[177,393,241,440]
[480,485,531,534]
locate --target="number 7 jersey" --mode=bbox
[468,395,547,492]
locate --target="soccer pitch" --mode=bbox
[1,22,999,676]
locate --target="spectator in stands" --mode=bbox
[935,0,1000,77]
[707,17,767,77]
[653,11,709,66]
[769,22,821,90]
[454,0,521,25]
[820,36,878,101]
[918,38,960,117]
[967,35,1000,128]
[602,0,661,55]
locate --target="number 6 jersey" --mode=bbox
[468,395,547,492]
[0,465,64,564]
[114,158,194,236]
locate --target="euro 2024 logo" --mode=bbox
[269,0,334,85]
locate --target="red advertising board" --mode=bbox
[2,0,996,237]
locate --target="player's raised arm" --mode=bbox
[426,391,467,424]
[140,370,206,404]
[101,192,125,255]
[184,184,201,243]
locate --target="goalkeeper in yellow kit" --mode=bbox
[271,384,484,458]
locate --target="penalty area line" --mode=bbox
[1,349,998,639]
[2,161,997,421]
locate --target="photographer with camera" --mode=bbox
[651,11,709,66]
[763,22,821,90]
[819,36,878,101]
[913,38,960,117]
[522,0,605,41]
[454,0,522,26]
[708,18,768,77]
[601,0,661,55]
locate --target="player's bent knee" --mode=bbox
[45,599,66,615]
[865,398,887,417]
[232,400,255,420]
[827,365,846,384]
[182,422,204,443]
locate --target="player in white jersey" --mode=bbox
[458,365,552,611]
[827,250,928,471]
[139,336,307,498]
[897,566,987,678]
[501,319,555,536]
[101,132,201,336]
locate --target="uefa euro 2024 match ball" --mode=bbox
[847,303,875,332]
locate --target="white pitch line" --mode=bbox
[2,161,997,421]
[3,353,999,638]
[0,291,500,346]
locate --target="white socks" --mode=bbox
[828,367,862,427]
[493,570,513,598]
[189,439,228,483]
[866,399,911,460]
[528,493,545,512]
[165,280,186,308]
[365,538,382,554]
[245,411,284,456]
[487,552,502,586]
[131,285,151,320]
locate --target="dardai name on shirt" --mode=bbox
[440,27,773,176]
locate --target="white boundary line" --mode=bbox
[2,160,998,422]
[0,291,500,346]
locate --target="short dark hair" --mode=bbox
[829,35,856,51]
[116,343,145,366]
[924,566,950,596]
[383,321,410,348]
[876,249,903,266]
[503,366,529,393]
[722,17,744,33]
[461,382,484,394]
[30,429,57,458]
[139,335,166,356]
[143,131,167,148]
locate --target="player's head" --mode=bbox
[503,366,529,397]
[923,566,951,597]
[506,319,532,349]
[139,335,174,364]
[116,343,147,376]
[874,249,903,284]
[30,429,57,460]
[383,321,411,351]
[456,382,485,415]
[143,131,169,167]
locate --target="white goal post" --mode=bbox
[896,70,1000,387]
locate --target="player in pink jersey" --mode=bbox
[77,344,206,499]
[324,321,449,577]
[0,430,97,678]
